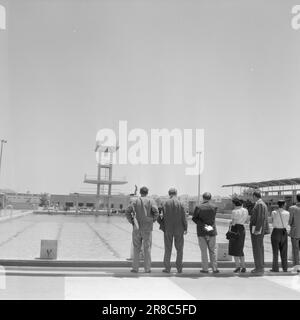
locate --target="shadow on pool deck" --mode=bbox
[2,265,299,278]
[0,259,290,268]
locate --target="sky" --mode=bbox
[0,0,300,197]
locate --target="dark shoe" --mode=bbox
[269,269,279,272]
[130,269,138,273]
[251,268,264,274]
[233,267,241,273]
[145,270,151,273]
[177,269,183,274]
[162,269,170,273]
[200,270,209,273]
[283,270,288,272]
[240,268,246,273]
[213,269,220,274]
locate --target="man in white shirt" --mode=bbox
[270,200,290,272]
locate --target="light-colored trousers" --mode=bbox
[132,229,152,272]
[198,236,218,271]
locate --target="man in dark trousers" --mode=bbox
[160,188,187,274]
[250,191,270,274]
[192,192,219,273]
[270,200,290,272]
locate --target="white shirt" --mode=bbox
[272,209,289,229]
[231,207,249,225]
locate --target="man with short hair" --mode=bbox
[250,191,270,274]
[126,186,159,273]
[288,194,300,268]
[270,200,290,272]
[192,192,219,274]
[159,188,187,274]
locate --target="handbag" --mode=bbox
[157,215,165,232]
[226,225,239,240]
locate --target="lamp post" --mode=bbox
[0,139,7,187]
[197,151,202,204]
[74,193,79,214]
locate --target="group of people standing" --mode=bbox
[125,187,300,274]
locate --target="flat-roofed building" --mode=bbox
[50,193,130,211]
[223,177,300,211]
[2,192,40,210]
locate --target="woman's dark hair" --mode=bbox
[232,197,242,207]
[277,200,285,208]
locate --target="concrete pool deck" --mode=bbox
[1,266,300,300]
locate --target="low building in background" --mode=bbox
[2,192,40,210]
[223,177,300,213]
[50,193,130,212]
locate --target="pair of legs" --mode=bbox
[163,232,184,272]
[271,229,288,271]
[234,256,246,269]
[250,233,265,272]
[198,236,218,271]
[291,237,300,266]
[132,229,152,272]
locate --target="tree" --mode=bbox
[40,193,49,207]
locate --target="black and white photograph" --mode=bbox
[0,0,300,309]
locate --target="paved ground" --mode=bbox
[0,267,300,300]
[0,213,284,262]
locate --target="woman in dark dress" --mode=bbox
[229,198,249,273]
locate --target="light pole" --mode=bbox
[197,151,202,204]
[0,139,7,186]
[74,193,79,213]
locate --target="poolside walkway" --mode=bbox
[1,266,300,299]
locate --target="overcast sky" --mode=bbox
[0,0,300,197]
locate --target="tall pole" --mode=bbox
[107,162,112,216]
[0,139,7,186]
[74,193,79,213]
[96,162,101,211]
[197,151,202,204]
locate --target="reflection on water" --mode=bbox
[0,214,273,261]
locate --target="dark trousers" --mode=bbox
[251,233,264,271]
[291,238,300,266]
[163,232,184,271]
[271,228,288,271]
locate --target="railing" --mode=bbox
[84,174,127,182]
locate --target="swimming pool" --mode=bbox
[0,213,273,261]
